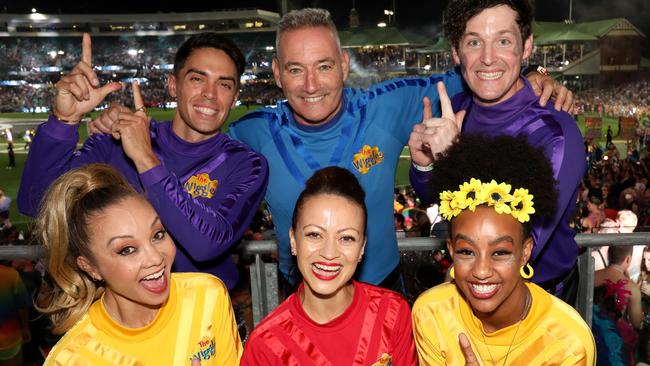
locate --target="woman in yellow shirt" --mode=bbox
[412,135,595,365]
[36,164,241,365]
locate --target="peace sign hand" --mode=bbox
[111,80,160,173]
[408,82,466,167]
[54,33,122,123]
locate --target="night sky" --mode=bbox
[2,0,649,55]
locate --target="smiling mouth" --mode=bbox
[477,71,503,80]
[141,268,164,282]
[303,95,325,103]
[193,106,217,115]
[469,283,500,299]
[140,268,168,294]
[312,262,342,280]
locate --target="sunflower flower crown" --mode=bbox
[438,178,535,223]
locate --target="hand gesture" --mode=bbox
[54,33,122,123]
[87,103,131,135]
[408,82,466,167]
[526,72,574,112]
[458,333,481,366]
[111,81,160,173]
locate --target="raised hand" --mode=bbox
[54,33,122,123]
[88,103,131,135]
[111,81,160,173]
[458,333,481,366]
[408,82,466,167]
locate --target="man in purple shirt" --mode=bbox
[409,0,585,305]
[18,33,268,290]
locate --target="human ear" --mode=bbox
[76,256,102,281]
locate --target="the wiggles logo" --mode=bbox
[352,145,384,174]
[188,337,216,363]
[184,173,218,199]
[372,353,392,366]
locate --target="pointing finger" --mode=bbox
[132,80,146,115]
[422,96,433,120]
[82,33,92,66]
[437,81,455,120]
[455,110,466,131]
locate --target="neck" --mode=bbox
[171,114,219,143]
[300,281,355,324]
[102,290,160,328]
[477,282,531,333]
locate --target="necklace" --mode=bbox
[480,289,532,366]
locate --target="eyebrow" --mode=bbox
[185,68,236,83]
[453,233,515,246]
[302,224,359,234]
[284,58,335,68]
[106,215,162,247]
[464,30,517,38]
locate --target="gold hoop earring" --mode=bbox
[520,263,534,279]
[450,266,455,279]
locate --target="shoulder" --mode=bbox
[247,294,296,340]
[413,282,458,312]
[229,106,280,131]
[172,272,229,297]
[358,281,409,307]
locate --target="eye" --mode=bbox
[456,249,474,256]
[305,231,321,239]
[288,67,302,75]
[466,39,481,48]
[190,75,203,82]
[493,250,512,257]
[497,38,512,47]
[219,80,234,90]
[340,235,357,243]
[153,229,167,241]
[318,64,333,72]
[118,246,136,256]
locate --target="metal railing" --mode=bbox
[2,233,650,326]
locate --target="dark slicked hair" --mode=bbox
[292,166,367,235]
[173,32,245,83]
[430,134,557,238]
[444,0,534,50]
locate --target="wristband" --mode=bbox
[412,161,434,172]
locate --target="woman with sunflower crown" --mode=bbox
[412,134,595,365]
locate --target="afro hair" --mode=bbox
[430,134,557,228]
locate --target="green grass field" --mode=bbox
[0,107,633,231]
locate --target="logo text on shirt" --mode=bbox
[352,145,384,174]
[184,173,218,199]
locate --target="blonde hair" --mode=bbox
[36,164,137,334]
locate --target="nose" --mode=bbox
[303,69,320,93]
[142,242,165,268]
[472,255,493,280]
[202,82,217,100]
[480,45,495,66]
[319,236,339,261]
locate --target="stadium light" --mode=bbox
[57,50,64,55]
[377,22,387,28]
[127,49,138,56]
[31,8,37,13]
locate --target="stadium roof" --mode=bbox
[339,27,431,48]
[0,9,280,36]
[533,18,645,41]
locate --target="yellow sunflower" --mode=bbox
[510,188,535,223]
[481,180,513,214]
[439,190,462,220]
[456,178,485,211]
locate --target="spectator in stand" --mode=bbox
[241,167,416,365]
[592,245,642,365]
[0,262,31,366]
[0,189,11,230]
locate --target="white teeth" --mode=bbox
[477,71,503,80]
[471,283,498,294]
[304,96,324,103]
[194,106,217,115]
[312,263,341,272]
[142,269,164,281]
